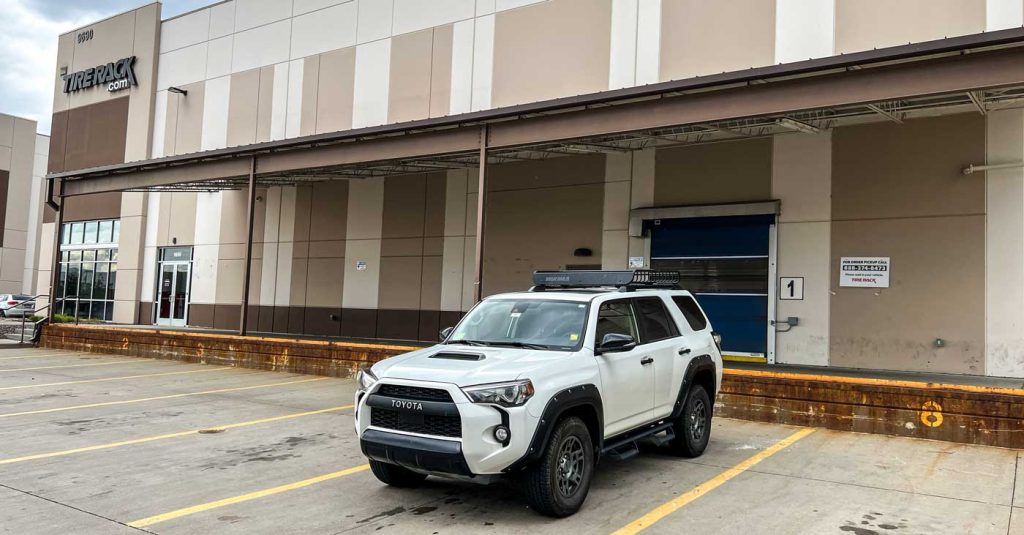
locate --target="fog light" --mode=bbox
[494,425,510,443]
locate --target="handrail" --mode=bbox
[16,296,69,345]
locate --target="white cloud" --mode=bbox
[0,0,106,134]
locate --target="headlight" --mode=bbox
[462,379,535,407]
[356,367,377,393]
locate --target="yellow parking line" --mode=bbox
[611,427,816,535]
[0,404,353,465]
[0,352,83,361]
[0,377,328,419]
[128,464,370,528]
[0,367,224,392]
[0,360,141,373]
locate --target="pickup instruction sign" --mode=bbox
[840,257,890,288]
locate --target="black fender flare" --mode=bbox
[503,384,603,473]
[670,355,716,420]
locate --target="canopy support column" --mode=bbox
[473,125,488,303]
[239,156,257,335]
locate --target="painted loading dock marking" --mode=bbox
[0,377,327,419]
[612,427,816,535]
[0,367,224,391]
[127,464,371,528]
[0,404,353,465]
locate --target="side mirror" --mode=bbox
[439,326,455,341]
[597,333,636,354]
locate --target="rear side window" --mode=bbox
[633,297,679,343]
[672,296,708,331]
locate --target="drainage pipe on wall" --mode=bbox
[962,162,1024,175]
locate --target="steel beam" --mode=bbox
[239,157,257,336]
[473,125,488,303]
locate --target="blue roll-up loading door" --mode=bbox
[650,215,773,360]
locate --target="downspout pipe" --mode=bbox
[45,177,60,211]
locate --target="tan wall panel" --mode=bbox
[167,192,197,245]
[62,97,130,171]
[388,30,434,124]
[65,11,138,110]
[492,0,612,108]
[430,25,453,118]
[125,2,160,163]
[654,138,773,207]
[489,154,606,192]
[379,256,423,309]
[256,66,275,143]
[830,216,985,375]
[306,257,344,307]
[420,255,443,310]
[484,183,604,295]
[301,56,320,137]
[424,172,446,237]
[832,114,985,221]
[309,181,349,242]
[227,69,260,147]
[660,0,776,82]
[172,81,205,155]
[382,174,427,239]
[835,0,985,54]
[163,92,179,157]
[315,48,355,134]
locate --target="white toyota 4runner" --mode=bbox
[354,270,722,517]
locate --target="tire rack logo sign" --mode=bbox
[62,56,138,94]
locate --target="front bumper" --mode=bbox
[360,429,472,476]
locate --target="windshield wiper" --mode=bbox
[446,339,488,346]
[482,341,552,350]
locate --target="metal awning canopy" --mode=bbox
[49,27,1024,196]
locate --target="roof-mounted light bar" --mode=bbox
[530,270,681,292]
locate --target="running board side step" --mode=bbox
[601,421,674,461]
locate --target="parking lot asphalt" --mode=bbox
[0,346,1020,535]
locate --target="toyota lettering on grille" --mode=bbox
[392,399,424,411]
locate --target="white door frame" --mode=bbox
[155,254,192,327]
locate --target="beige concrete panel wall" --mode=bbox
[274,187,297,306]
[492,0,612,107]
[259,187,281,306]
[301,56,321,137]
[309,181,349,242]
[835,0,985,54]
[985,110,1024,378]
[227,69,261,147]
[388,30,434,124]
[171,82,205,156]
[167,192,198,246]
[343,178,385,308]
[6,118,36,236]
[162,92,179,157]
[289,186,313,307]
[628,148,655,262]
[125,3,161,163]
[113,192,148,323]
[315,48,356,134]
[660,0,775,82]
[772,132,832,367]
[441,169,469,311]
[52,33,75,115]
[602,152,631,270]
[830,216,985,375]
[190,192,223,306]
[483,156,605,295]
[830,115,986,375]
[35,223,55,302]
[653,138,773,207]
[430,25,454,118]
[256,66,275,142]
[214,189,267,304]
[65,11,138,110]
[306,257,345,307]
[832,115,985,221]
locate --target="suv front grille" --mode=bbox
[376,384,453,402]
[370,408,461,438]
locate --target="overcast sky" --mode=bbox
[1,0,210,136]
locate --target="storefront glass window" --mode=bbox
[56,218,119,321]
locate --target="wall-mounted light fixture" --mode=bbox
[168,86,188,96]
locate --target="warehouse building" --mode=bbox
[40,0,1024,378]
[0,113,48,297]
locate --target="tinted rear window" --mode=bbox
[672,296,708,331]
[633,297,679,343]
[13,295,31,301]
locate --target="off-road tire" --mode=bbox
[523,416,594,517]
[368,459,428,487]
[668,384,712,457]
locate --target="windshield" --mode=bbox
[448,299,588,351]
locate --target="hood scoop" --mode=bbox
[429,351,485,361]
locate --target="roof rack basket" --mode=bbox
[530,270,681,292]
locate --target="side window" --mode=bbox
[672,295,708,331]
[595,300,638,343]
[633,297,680,343]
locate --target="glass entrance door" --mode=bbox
[156,247,193,327]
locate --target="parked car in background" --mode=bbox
[0,295,35,318]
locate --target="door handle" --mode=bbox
[640,356,654,365]
[678,348,692,356]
